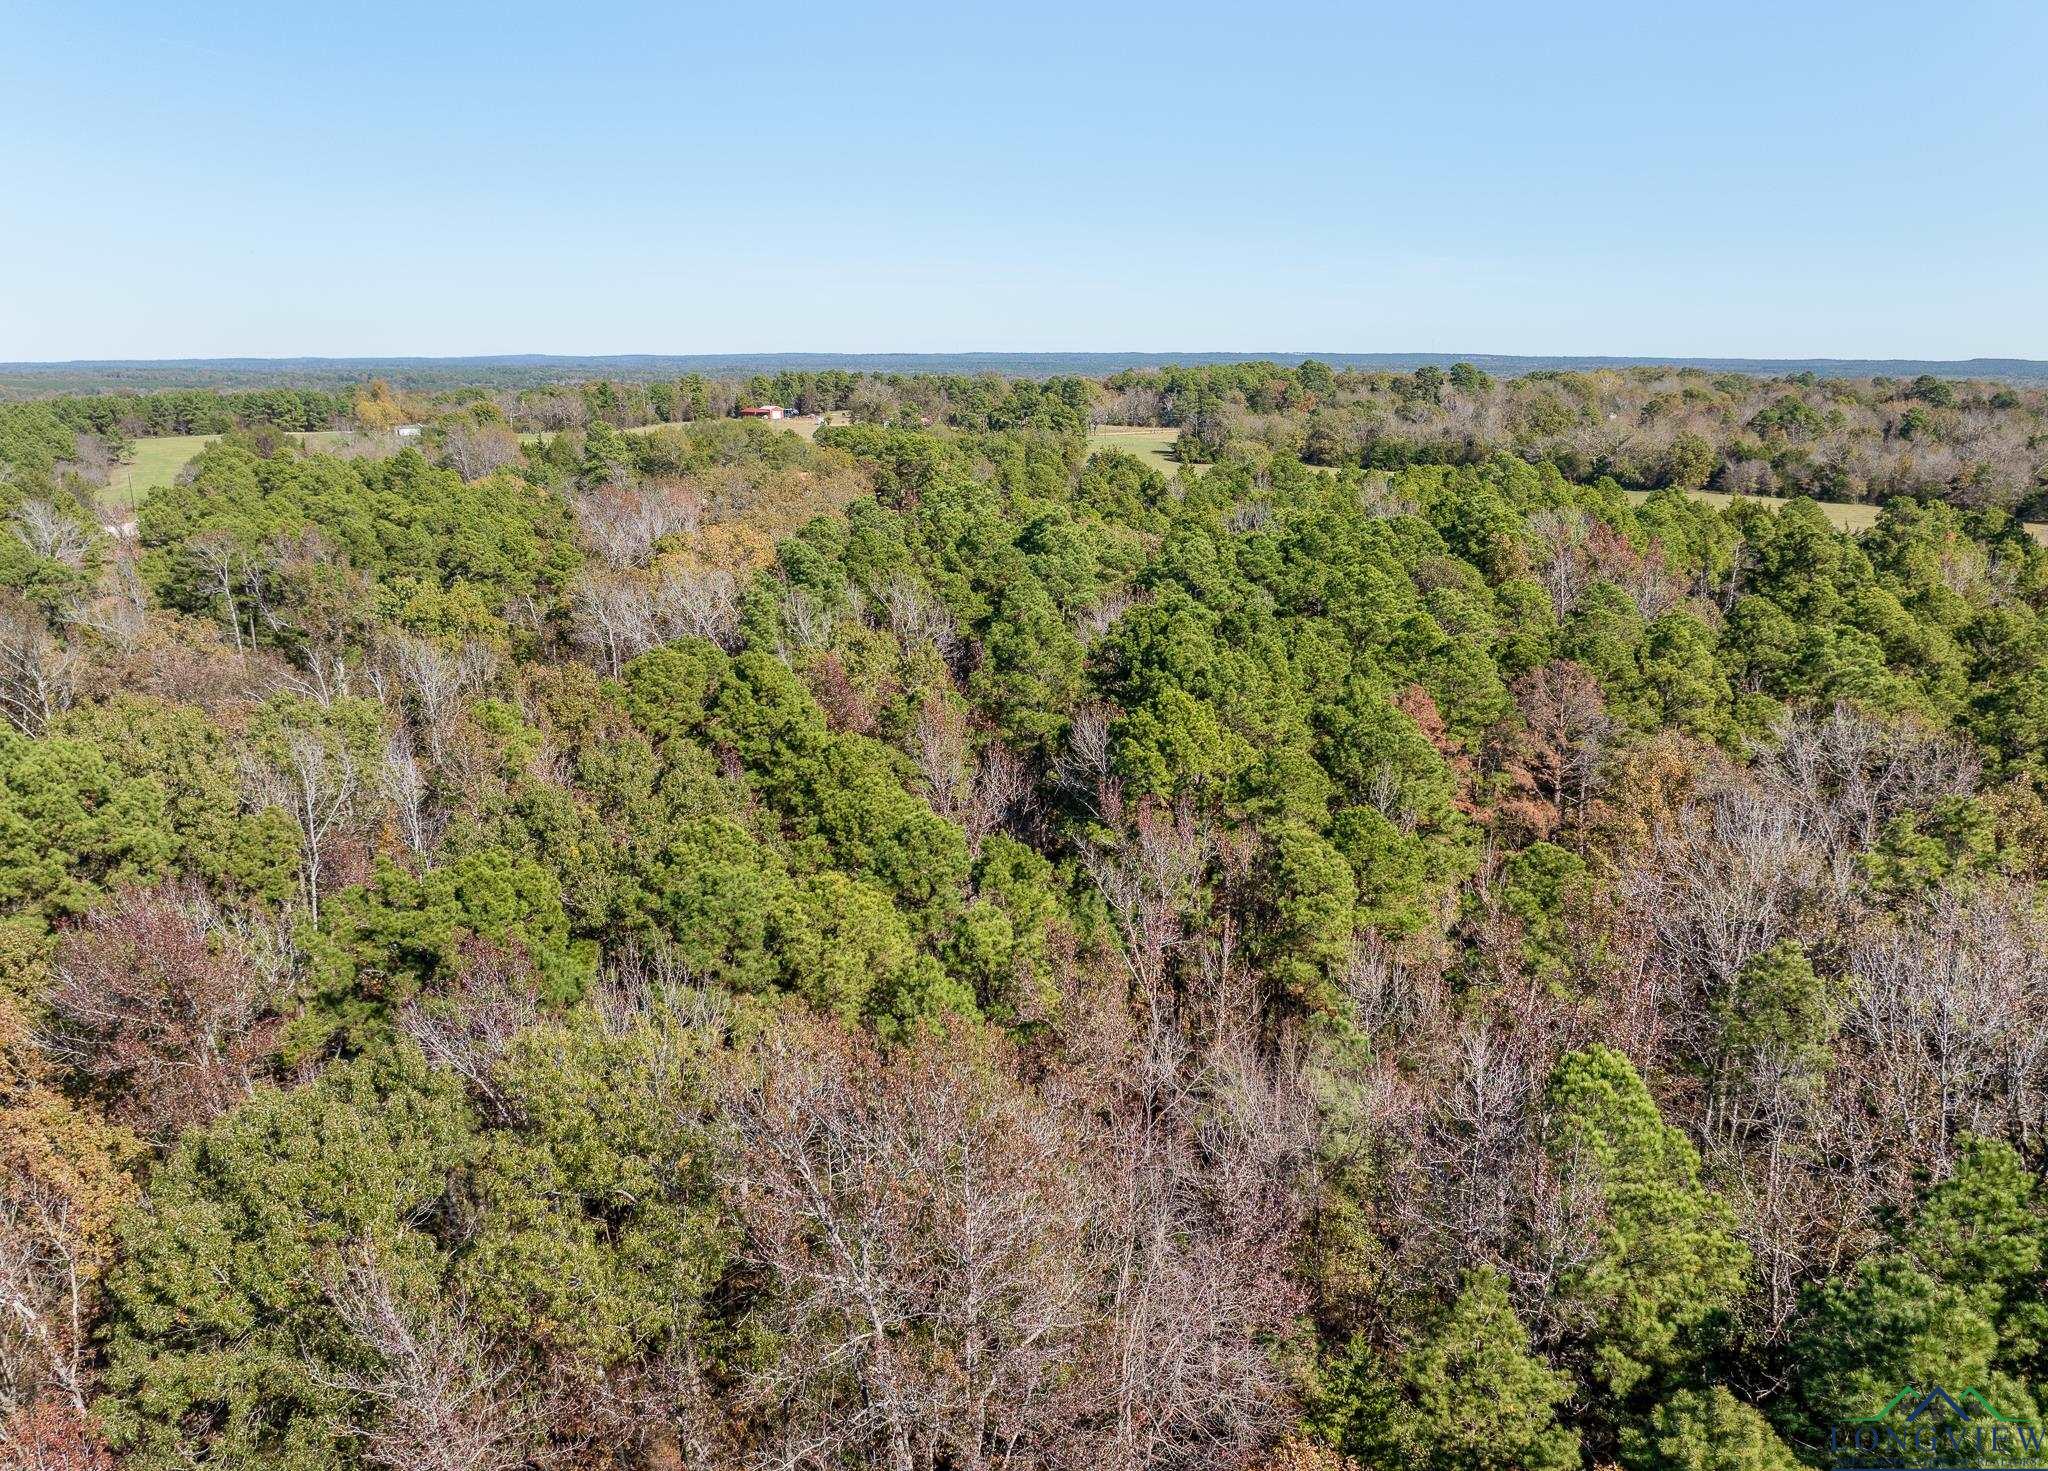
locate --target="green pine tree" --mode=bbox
[1545,1046,1749,1396]
[1314,1268,1581,1471]
[1621,1388,1801,1471]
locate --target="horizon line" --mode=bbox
[6,349,2046,371]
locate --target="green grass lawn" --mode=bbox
[98,430,356,519]
[1085,424,1187,475]
[1622,486,1882,533]
[1624,488,2047,543]
[100,434,216,518]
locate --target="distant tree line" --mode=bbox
[504,370,1097,438]
[1099,359,2048,518]
[19,361,2048,522]
[38,387,356,437]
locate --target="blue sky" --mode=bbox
[3,0,2044,360]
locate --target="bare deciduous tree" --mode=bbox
[385,634,497,758]
[727,1005,1306,1471]
[569,568,652,678]
[1080,801,1214,996]
[1838,883,2048,1186]
[314,1244,537,1471]
[0,596,80,736]
[575,483,704,568]
[1623,778,1824,1011]
[727,1021,1094,1471]
[9,502,93,574]
[47,885,285,1142]
[63,562,150,653]
[400,939,546,1124]
[241,723,365,921]
[778,586,835,653]
[1496,661,1612,839]
[571,563,743,676]
[1753,703,1978,865]
[0,1169,97,1418]
[382,732,433,855]
[878,575,960,664]
[440,424,522,482]
[1043,960,1310,1471]
[0,1399,114,1471]
[650,564,740,650]
[1089,1030,1309,1471]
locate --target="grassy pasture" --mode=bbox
[1625,488,2046,543]
[100,434,216,516]
[1622,486,1882,533]
[99,430,354,518]
[1086,424,1186,475]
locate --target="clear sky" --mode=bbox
[3,0,2044,361]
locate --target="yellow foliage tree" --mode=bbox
[0,920,138,1419]
[352,378,412,431]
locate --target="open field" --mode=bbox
[99,434,216,515]
[100,430,354,516]
[1623,487,2048,543]
[1622,487,1882,532]
[1086,424,1185,475]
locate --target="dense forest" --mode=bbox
[3,374,2048,1470]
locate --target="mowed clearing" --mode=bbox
[100,430,354,517]
[1086,424,1185,475]
[1622,487,1881,533]
[1624,488,2048,544]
